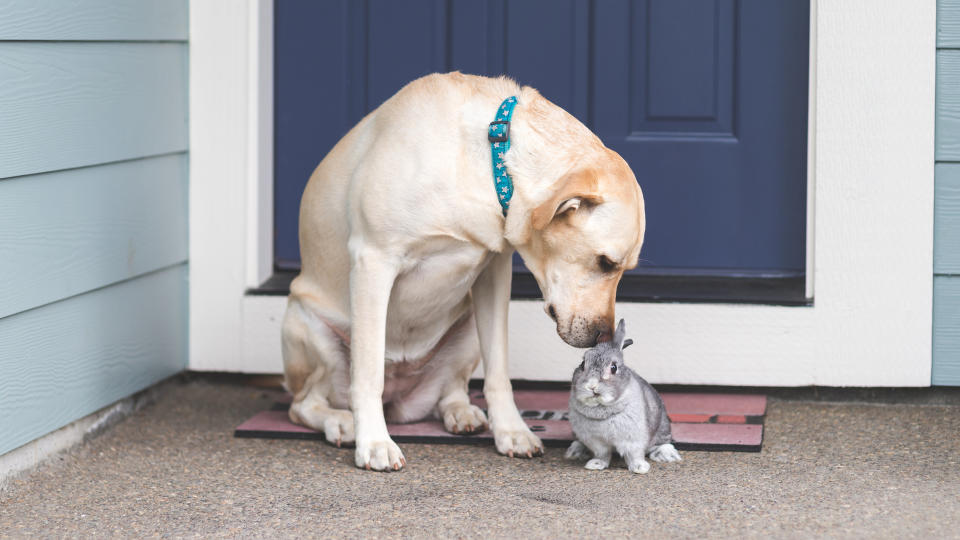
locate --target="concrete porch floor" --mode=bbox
[1,377,959,538]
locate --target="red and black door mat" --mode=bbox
[236,390,766,452]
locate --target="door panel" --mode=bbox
[365,1,448,108]
[636,0,735,134]
[593,0,808,272]
[274,0,809,293]
[274,0,353,250]
[505,0,590,119]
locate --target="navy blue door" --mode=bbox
[273,0,809,299]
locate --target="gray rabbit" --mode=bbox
[565,319,682,473]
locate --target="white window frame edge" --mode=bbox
[189,0,935,386]
[247,0,274,290]
[804,0,817,300]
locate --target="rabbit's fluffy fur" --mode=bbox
[566,319,682,473]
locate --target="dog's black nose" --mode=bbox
[547,304,558,322]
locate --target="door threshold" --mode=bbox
[249,269,809,306]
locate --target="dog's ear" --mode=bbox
[531,168,604,230]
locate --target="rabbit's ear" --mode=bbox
[612,319,626,348]
[621,338,633,350]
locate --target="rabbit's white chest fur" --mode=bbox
[569,383,652,449]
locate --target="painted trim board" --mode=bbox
[0,42,188,179]
[0,265,188,456]
[233,294,931,387]
[246,0,275,288]
[189,0,257,370]
[0,154,188,319]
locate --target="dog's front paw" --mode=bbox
[442,403,489,435]
[355,438,405,472]
[288,404,355,448]
[493,424,543,458]
[323,410,355,447]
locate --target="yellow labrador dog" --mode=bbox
[281,72,645,471]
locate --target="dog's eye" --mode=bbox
[610,364,618,374]
[578,360,584,371]
[598,255,617,273]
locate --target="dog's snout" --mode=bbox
[556,315,615,348]
[547,304,558,322]
[593,318,614,344]
[595,329,612,344]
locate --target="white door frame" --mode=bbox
[189,0,935,386]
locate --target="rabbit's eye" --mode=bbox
[610,364,618,374]
[578,360,584,371]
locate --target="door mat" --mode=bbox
[235,390,766,452]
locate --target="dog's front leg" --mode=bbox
[472,249,544,458]
[349,248,405,471]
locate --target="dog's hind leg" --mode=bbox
[289,378,355,447]
[282,297,354,446]
[438,383,489,435]
[435,316,488,435]
[381,313,488,434]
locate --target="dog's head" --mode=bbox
[514,150,645,348]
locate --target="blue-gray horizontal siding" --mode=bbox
[0,154,188,319]
[0,265,187,456]
[936,50,960,161]
[934,276,960,385]
[935,0,960,385]
[0,42,188,179]
[940,0,960,48]
[0,0,189,453]
[936,163,960,274]
[0,0,187,41]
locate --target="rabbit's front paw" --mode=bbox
[584,458,610,470]
[649,443,682,463]
[627,459,650,474]
[565,440,591,461]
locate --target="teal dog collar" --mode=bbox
[488,96,517,215]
